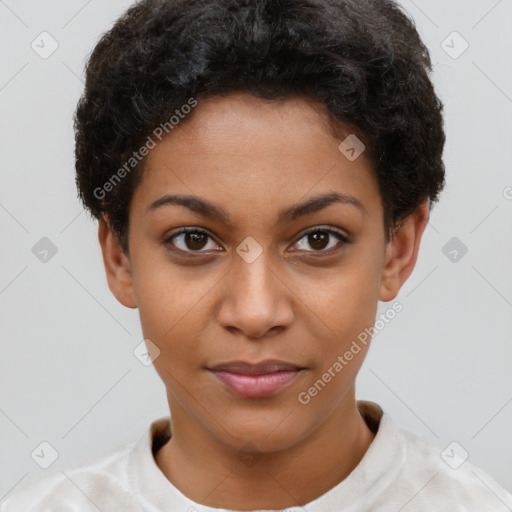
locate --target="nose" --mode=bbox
[216,251,294,340]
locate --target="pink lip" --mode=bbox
[209,369,301,397]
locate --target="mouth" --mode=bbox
[207,359,306,398]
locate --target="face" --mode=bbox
[99,92,428,453]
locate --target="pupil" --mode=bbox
[186,232,207,250]
[309,231,328,250]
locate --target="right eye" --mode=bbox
[163,227,221,254]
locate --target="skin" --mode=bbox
[98,92,429,509]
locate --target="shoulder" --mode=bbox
[391,418,512,511]
[0,437,136,512]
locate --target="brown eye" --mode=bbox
[293,227,350,254]
[164,228,219,253]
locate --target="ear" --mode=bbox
[97,216,137,308]
[379,199,430,302]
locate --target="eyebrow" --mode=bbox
[146,191,367,226]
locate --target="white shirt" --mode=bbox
[1,400,511,511]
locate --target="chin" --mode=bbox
[212,415,308,454]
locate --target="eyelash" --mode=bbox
[163,226,351,257]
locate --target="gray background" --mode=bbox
[1,0,511,501]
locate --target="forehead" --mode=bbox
[132,92,381,225]
[159,92,361,153]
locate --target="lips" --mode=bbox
[208,359,302,375]
[208,359,304,398]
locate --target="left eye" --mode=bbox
[293,227,349,254]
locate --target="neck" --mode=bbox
[155,393,376,510]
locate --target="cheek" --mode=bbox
[132,265,212,374]
[307,262,381,334]
[133,252,213,334]
[297,265,380,389]
[139,298,207,389]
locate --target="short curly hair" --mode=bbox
[74,0,446,255]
